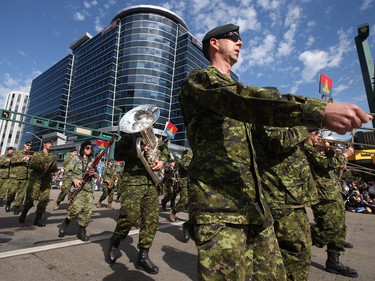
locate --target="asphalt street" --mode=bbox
[0,189,374,281]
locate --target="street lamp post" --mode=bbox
[25,131,42,151]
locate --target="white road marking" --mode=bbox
[0,221,184,259]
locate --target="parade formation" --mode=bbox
[1,23,374,281]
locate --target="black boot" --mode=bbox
[77,225,89,241]
[182,222,190,242]
[107,236,121,264]
[13,206,19,215]
[58,218,71,237]
[161,199,167,211]
[34,213,46,227]
[5,202,11,212]
[343,241,353,248]
[326,250,358,278]
[19,208,30,223]
[136,247,159,274]
[170,200,175,209]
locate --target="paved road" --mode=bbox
[0,189,374,280]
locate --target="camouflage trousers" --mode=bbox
[113,177,159,249]
[162,180,177,205]
[311,199,346,252]
[99,183,114,203]
[24,178,51,214]
[6,179,29,207]
[271,208,312,281]
[172,178,188,214]
[56,180,71,204]
[194,223,287,281]
[0,178,9,199]
[67,189,94,227]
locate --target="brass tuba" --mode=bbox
[119,104,163,186]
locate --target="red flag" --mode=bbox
[164,121,178,139]
[319,73,333,97]
[96,139,109,150]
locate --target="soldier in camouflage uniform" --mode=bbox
[161,159,179,211]
[58,140,98,241]
[252,126,318,281]
[96,159,117,209]
[107,133,170,275]
[170,149,192,222]
[179,23,371,280]
[54,148,77,210]
[0,147,14,207]
[5,141,33,215]
[19,139,58,227]
[303,130,358,278]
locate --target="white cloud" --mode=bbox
[18,50,26,57]
[73,11,86,21]
[84,0,98,9]
[360,0,374,11]
[256,0,281,10]
[298,29,352,82]
[305,35,315,48]
[246,34,277,67]
[3,73,18,87]
[298,49,329,81]
[334,83,350,94]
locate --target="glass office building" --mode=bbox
[24,5,237,151]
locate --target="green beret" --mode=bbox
[202,23,240,43]
[202,23,240,61]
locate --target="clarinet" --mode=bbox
[68,134,118,202]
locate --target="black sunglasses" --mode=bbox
[216,32,241,42]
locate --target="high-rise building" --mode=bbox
[0,91,29,154]
[23,5,237,154]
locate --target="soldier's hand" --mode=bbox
[88,168,95,176]
[323,103,372,134]
[343,147,355,157]
[73,179,82,188]
[151,160,164,171]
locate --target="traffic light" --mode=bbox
[100,132,113,140]
[30,117,49,127]
[1,109,10,119]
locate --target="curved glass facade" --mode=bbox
[115,11,181,134]
[25,5,238,149]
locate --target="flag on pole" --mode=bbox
[319,73,333,98]
[96,139,109,150]
[102,21,116,34]
[164,121,178,139]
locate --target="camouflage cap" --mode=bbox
[202,23,240,61]
[6,146,14,151]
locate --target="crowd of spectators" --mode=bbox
[342,179,375,213]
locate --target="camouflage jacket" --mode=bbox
[9,150,32,180]
[115,133,170,182]
[0,155,11,179]
[303,143,347,201]
[253,126,318,209]
[102,166,116,185]
[29,151,58,183]
[63,154,76,168]
[65,156,98,192]
[176,149,192,178]
[179,66,327,224]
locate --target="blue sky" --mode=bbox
[1,0,374,135]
